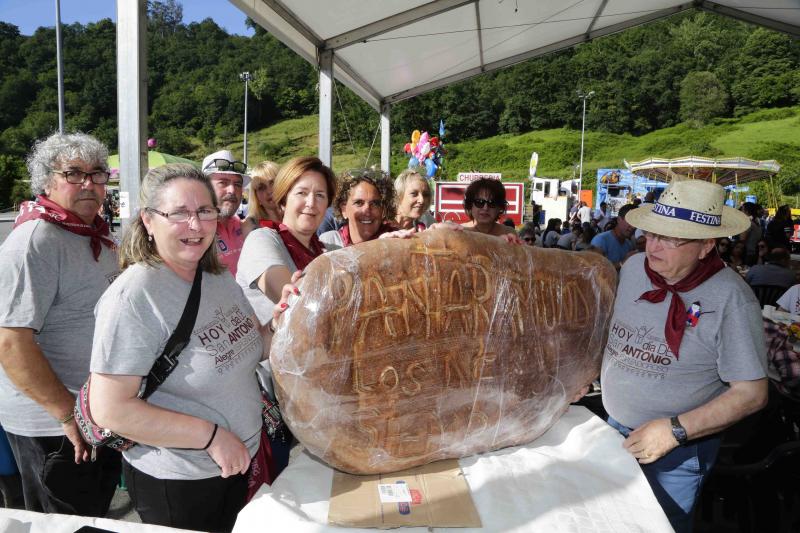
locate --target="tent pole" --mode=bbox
[117,0,148,228]
[318,49,334,166]
[380,102,391,174]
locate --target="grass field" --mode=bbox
[198,105,800,204]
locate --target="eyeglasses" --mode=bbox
[643,231,696,249]
[205,159,247,174]
[146,207,219,223]
[53,169,110,185]
[472,199,505,209]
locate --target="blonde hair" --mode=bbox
[119,164,225,274]
[394,169,432,215]
[272,156,336,209]
[246,160,280,220]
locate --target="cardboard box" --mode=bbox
[328,459,482,529]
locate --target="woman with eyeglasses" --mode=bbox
[237,156,337,326]
[88,164,264,532]
[461,178,515,237]
[242,160,282,238]
[319,169,396,250]
[393,169,432,231]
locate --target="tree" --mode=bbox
[679,71,729,126]
[148,0,183,36]
[0,155,27,209]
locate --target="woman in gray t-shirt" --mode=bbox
[89,164,263,533]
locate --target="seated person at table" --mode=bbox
[777,284,800,314]
[460,178,515,237]
[542,218,562,248]
[590,203,637,268]
[556,223,580,250]
[319,169,395,250]
[600,179,767,533]
[745,247,796,290]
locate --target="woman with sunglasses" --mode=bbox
[242,160,282,238]
[319,169,396,250]
[716,237,731,262]
[88,164,264,532]
[461,178,515,237]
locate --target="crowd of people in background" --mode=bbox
[0,131,791,533]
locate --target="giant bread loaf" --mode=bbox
[270,229,617,474]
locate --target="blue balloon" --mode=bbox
[425,158,437,177]
[408,157,419,169]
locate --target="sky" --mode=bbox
[0,0,255,36]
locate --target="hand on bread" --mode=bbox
[379,229,417,240]
[271,270,305,327]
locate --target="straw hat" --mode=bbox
[625,179,750,239]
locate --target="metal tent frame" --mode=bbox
[115,0,800,220]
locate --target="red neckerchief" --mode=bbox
[638,251,725,359]
[14,195,114,261]
[338,223,394,247]
[259,220,323,270]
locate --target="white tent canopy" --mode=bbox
[230,0,800,110]
[115,0,800,220]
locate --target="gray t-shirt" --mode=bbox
[601,253,767,429]
[91,263,263,480]
[0,220,119,437]
[319,229,344,251]
[236,228,297,326]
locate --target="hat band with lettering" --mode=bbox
[651,202,721,227]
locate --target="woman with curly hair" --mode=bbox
[319,169,396,249]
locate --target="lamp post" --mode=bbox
[55,0,65,133]
[577,90,595,204]
[239,71,252,165]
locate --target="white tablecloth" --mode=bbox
[234,406,673,532]
[0,507,199,533]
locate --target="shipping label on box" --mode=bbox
[328,459,482,529]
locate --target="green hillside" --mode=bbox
[214,105,800,204]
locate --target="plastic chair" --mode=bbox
[750,285,789,309]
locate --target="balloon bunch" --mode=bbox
[403,129,445,178]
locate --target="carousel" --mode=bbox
[625,156,782,206]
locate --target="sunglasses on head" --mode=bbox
[206,158,247,174]
[473,199,505,209]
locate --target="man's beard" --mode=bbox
[218,195,239,218]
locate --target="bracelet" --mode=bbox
[202,423,218,450]
[59,412,74,424]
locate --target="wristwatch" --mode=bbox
[670,416,688,446]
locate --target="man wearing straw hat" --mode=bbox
[600,179,768,533]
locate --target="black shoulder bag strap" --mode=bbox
[141,266,203,399]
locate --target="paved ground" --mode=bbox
[0,213,15,244]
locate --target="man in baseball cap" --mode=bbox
[202,150,250,276]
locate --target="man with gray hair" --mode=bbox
[202,149,249,276]
[0,132,121,515]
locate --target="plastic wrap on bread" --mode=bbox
[270,229,617,474]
